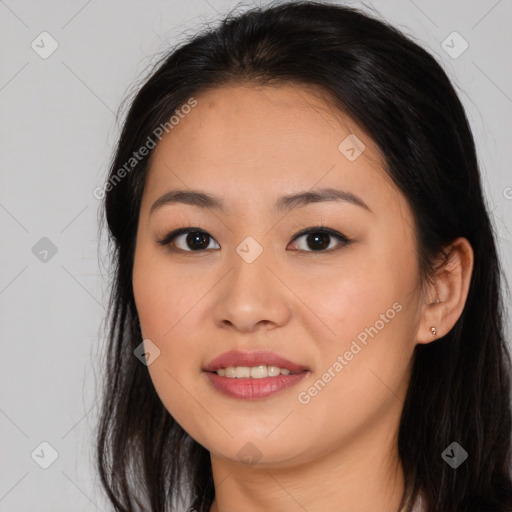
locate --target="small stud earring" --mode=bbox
[430,326,437,336]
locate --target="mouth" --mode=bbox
[211,365,304,378]
[202,350,310,399]
[203,350,309,374]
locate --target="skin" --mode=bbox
[132,83,473,512]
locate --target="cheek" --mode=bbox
[133,243,197,337]
[292,284,415,449]
[133,268,204,395]
[305,256,413,345]
[298,249,419,401]
[132,247,210,426]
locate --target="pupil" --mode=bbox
[187,232,209,250]
[308,233,329,250]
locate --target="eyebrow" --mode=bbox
[149,187,372,215]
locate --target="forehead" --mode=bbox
[142,83,407,220]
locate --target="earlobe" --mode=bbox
[416,237,474,344]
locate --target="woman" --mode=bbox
[95,1,512,510]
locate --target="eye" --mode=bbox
[288,227,351,253]
[157,227,220,252]
[157,226,351,254]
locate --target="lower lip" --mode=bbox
[204,371,309,399]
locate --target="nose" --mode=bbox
[211,247,292,333]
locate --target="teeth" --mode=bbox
[268,365,281,377]
[250,365,266,378]
[236,366,251,378]
[215,365,296,378]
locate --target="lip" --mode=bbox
[204,371,309,399]
[203,350,309,373]
[203,350,310,400]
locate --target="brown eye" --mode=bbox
[289,227,350,252]
[181,231,214,251]
[158,226,350,254]
[158,228,220,252]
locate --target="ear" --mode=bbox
[416,237,474,344]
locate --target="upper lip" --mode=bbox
[203,351,309,373]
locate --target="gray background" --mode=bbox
[1,0,511,510]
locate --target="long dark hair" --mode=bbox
[95,1,512,510]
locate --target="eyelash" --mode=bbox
[156,226,351,254]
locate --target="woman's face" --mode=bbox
[132,83,425,467]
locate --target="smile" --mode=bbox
[215,365,299,378]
